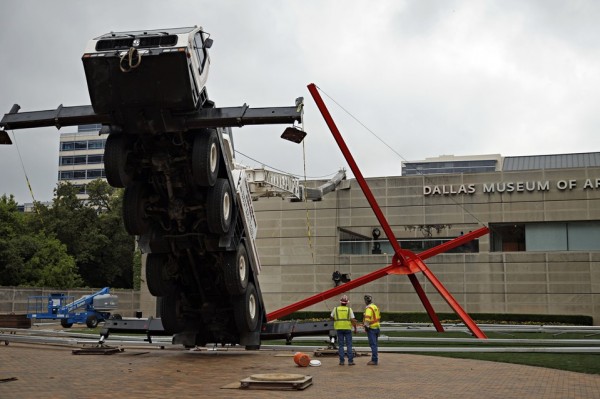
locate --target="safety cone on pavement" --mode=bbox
[293,352,311,367]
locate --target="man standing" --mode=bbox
[363,294,381,365]
[331,295,357,366]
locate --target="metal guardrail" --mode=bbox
[2,322,600,353]
[0,327,173,348]
[261,344,600,354]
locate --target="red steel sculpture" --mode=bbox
[267,83,489,339]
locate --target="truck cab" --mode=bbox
[82,26,212,115]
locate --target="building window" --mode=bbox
[73,156,87,165]
[339,229,372,255]
[88,140,105,150]
[402,160,497,176]
[490,221,600,252]
[59,171,73,180]
[78,124,101,132]
[339,229,480,255]
[490,224,526,251]
[60,157,74,165]
[86,169,106,179]
[61,140,88,151]
[60,155,104,165]
[87,155,103,164]
[60,139,105,151]
[73,170,86,179]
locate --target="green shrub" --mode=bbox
[276,311,592,326]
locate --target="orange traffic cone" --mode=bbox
[293,352,311,367]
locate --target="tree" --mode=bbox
[85,180,136,288]
[0,194,82,288]
[0,181,137,289]
[17,233,82,288]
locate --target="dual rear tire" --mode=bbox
[104,134,134,188]
[233,282,259,333]
[207,179,232,235]
[146,254,177,297]
[192,130,220,187]
[160,292,187,334]
[223,243,249,295]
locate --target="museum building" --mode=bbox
[252,152,600,324]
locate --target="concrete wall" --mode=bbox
[68,166,599,324]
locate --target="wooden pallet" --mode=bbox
[0,314,31,329]
[240,373,312,391]
[72,345,123,355]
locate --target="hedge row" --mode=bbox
[275,311,593,326]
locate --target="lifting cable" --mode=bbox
[315,85,488,229]
[301,118,316,264]
[11,131,43,223]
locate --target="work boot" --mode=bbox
[367,361,378,365]
[348,362,355,366]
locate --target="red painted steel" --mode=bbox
[418,227,490,260]
[266,227,490,323]
[306,83,445,325]
[306,84,406,260]
[302,83,486,338]
[267,264,395,322]
[408,273,444,332]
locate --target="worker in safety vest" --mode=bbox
[330,295,357,366]
[363,294,381,365]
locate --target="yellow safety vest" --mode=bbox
[333,306,353,330]
[364,304,381,329]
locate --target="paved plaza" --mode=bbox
[1,342,599,398]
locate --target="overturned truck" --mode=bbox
[0,26,304,348]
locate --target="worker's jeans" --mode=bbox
[366,327,380,363]
[337,329,353,364]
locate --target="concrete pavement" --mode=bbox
[1,342,599,398]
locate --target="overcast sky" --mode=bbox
[1,0,599,204]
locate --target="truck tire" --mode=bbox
[207,178,232,234]
[233,282,259,332]
[86,315,99,328]
[160,293,186,334]
[223,242,249,295]
[192,129,219,187]
[60,319,73,328]
[123,181,151,235]
[146,253,176,297]
[104,134,134,188]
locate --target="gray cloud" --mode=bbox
[1,0,599,203]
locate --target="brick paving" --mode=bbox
[1,343,599,399]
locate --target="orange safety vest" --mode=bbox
[333,306,353,330]
[364,304,380,329]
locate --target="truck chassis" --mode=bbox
[1,25,303,349]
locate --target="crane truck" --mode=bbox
[0,25,305,349]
